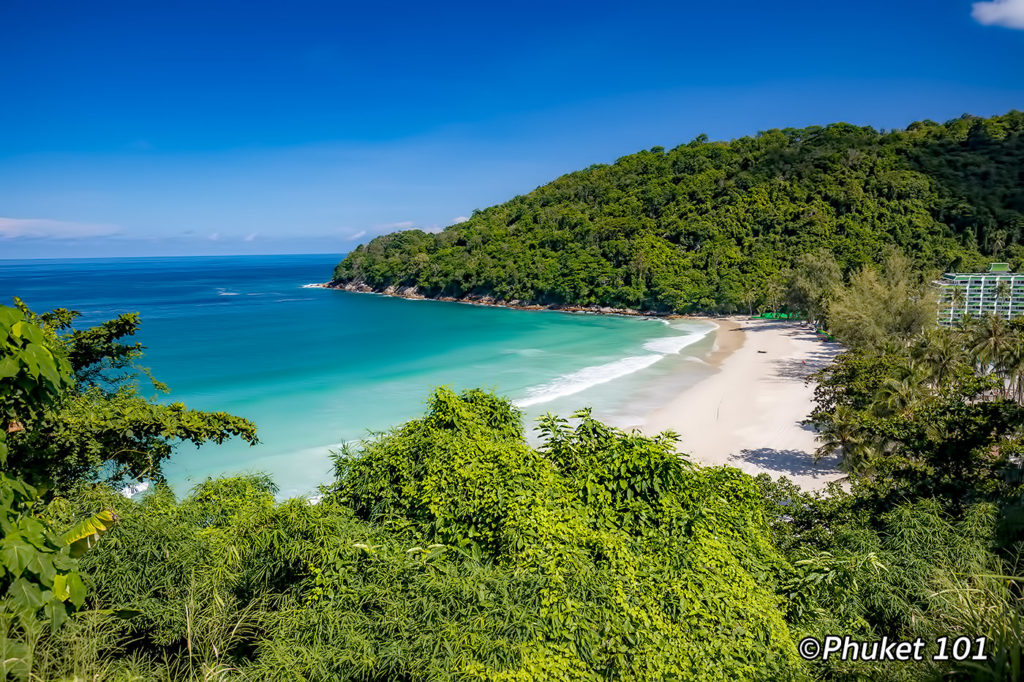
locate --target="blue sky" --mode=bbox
[1,0,1023,259]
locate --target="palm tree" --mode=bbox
[969,313,1011,375]
[764,277,786,316]
[991,229,1007,256]
[996,280,1012,318]
[741,286,758,316]
[1000,334,1024,404]
[814,406,878,476]
[872,359,929,418]
[950,285,967,325]
[970,309,1011,358]
[874,376,919,418]
[912,329,964,388]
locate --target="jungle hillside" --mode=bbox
[332,111,1024,313]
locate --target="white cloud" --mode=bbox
[0,217,120,240]
[972,0,1024,28]
[381,221,413,229]
[452,216,469,224]
[349,230,367,240]
[207,232,222,241]
[244,232,258,242]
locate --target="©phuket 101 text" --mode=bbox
[798,635,988,662]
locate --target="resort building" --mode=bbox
[937,263,1024,326]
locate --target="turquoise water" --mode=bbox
[1,255,716,497]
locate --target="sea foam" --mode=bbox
[514,354,665,407]
[514,326,713,408]
[642,331,705,354]
[503,348,545,357]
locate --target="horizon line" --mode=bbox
[0,251,349,262]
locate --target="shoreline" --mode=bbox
[704,318,746,367]
[318,282,840,490]
[314,280,700,319]
[641,317,844,491]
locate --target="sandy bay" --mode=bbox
[641,317,844,491]
[314,283,847,491]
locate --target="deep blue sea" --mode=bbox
[1,255,715,497]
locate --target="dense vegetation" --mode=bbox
[0,303,259,680]
[788,314,1024,681]
[2,286,1024,679]
[332,111,1024,313]
[3,304,805,679]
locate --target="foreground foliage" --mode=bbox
[5,301,258,493]
[793,314,1024,680]
[25,389,805,680]
[0,306,119,679]
[0,302,256,679]
[4,300,1024,680]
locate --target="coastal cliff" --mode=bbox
[322,279,688,317]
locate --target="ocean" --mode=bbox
[1,254,716,498]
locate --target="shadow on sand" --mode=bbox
[715,320,846,483]
[738,320,842,381]
[734,446,842,480]
[770,350,837,381]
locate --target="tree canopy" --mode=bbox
[333,112,1024,313]
[4,301,257,492]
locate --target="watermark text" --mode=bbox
[798,635,988,662]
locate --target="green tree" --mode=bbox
[5,302,258,492]
[787,249,842,328]
[968,313,1011,374]
[996,279,1012,314]
[330,111,1024,314]
[949,285,966,325]
[827,249,937,349]
[813,405,878,476]
[911,328,966,388]
[764,272,788,315]
[0,306,115,680]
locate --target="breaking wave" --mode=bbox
[514,326,713,408]
[514,355,665,407]
[642,330,706,354]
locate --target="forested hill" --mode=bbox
[332,112,1024,313]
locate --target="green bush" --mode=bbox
[27,388,807,681]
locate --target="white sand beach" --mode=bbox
[641,318,844,491]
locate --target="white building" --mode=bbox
[937,263,1024,326]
